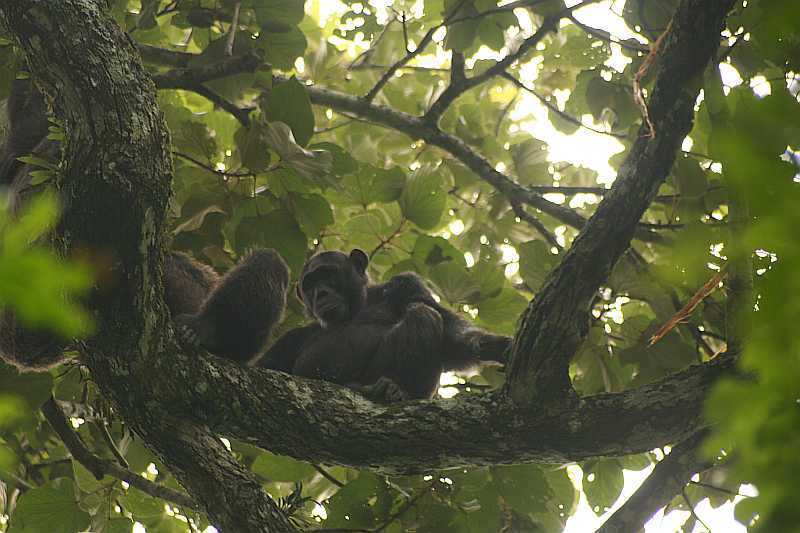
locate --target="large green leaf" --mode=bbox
[582,459,624,515]
[8,481,90,533]
[399,165,446,229]
[264,77,315,147]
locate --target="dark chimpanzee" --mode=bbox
[0,73,289,371]
[253,250,511,401]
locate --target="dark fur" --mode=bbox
[0,77,50,186]
[175,249,289,363]
[0,74,288,370]
[259,251,511,401]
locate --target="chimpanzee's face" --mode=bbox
[298,250,369,327]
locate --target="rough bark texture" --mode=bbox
[506,0,736,404]
[0,2,292,531]
[137,352,733,474]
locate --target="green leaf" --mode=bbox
[234,209,307,274]
[430,260,480,304]
[511,138,550,185]
[341,165,406,206]
[251,451,316,482]
[235,122,273,172]
[253,0,305,27]
[265,77,315,147]
[518,240,559,292]
[263,121,333,184]
[493,464,551,515]
[399,165,446,229]
[258,27,307,70]
[582,459,624,514]
[477,288,527,330]
[324,473,390,530]
[8,480,90,533]
[289,193,334,239]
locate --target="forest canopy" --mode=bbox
[0,0,798,532]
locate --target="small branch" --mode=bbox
[501,72,627,139]
[348,19,396,71]
[597,431,711,533]
[364,23,438,102]
[151,52,263,89]
[174,151,255,178]
[312,464,344,488]
[225,2,241,57]
[682,488,713,532]
[424,16,557,125]
[510,200,562,251]
[688,480,748,498]
[41,397,198,510]
[364,0,468,103]
[94,420,130,469]
[567,14,649,53]
[137,44,193,68]
[182,83,252,126]
[424,0,602,125]
[369,220,407,258]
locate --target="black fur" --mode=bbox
[259,251,510,401]
[0,77,50,186]
[175,249,289,364]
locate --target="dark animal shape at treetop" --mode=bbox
[0,75,290,370]
[254,250,512,401]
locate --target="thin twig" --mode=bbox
[502,72,627,139]
[41,397,198,510]
[174,151,255,178]
[682,488,713,532]
[312,464,344,487]
[225,2,241,56]
[364,0,469,102]
[649,268,727,347]
[183,83,252,126]
[510,200,562,251]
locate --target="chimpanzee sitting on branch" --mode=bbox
[178,249,511,402]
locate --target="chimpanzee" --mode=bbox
[254,250,511,401]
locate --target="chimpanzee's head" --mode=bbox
[380,272,437,314]
[298,249,369,327]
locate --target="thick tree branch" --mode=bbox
[597,432,711,533]
[142,352,733,475]
[505,0,736,404]
[41,397,198,510]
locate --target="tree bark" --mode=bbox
[0,2,292,531]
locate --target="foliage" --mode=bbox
[0,0,797,531]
